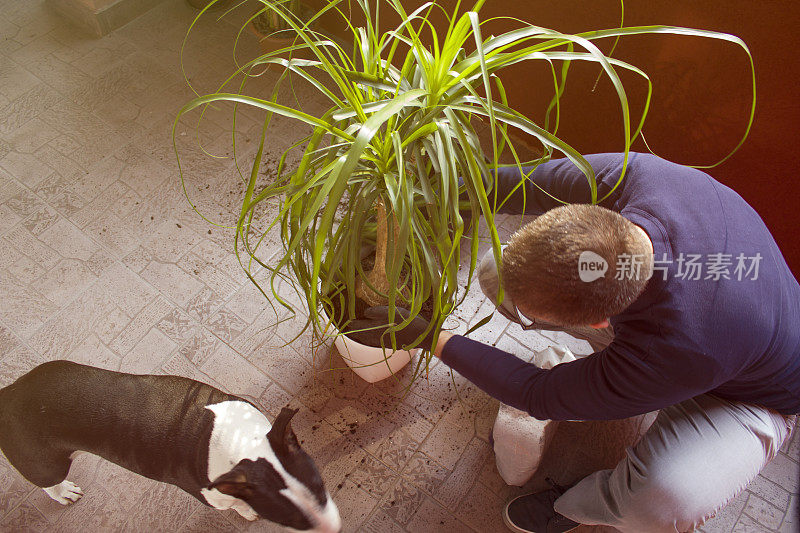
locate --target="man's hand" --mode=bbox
[343,306,436,350]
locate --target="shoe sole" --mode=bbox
[502,506,580,533]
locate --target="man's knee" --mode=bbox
[555,462,718,533]
[611,465,716,532]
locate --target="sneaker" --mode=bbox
[502,479,581,533]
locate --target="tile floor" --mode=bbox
[0,1,798,532]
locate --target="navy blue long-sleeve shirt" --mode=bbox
[441,153,800,420]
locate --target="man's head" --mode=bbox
[501,204,653,327]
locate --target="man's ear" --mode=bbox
[207,467,255,499]
[590,319,610,329]
[267,406,300,453]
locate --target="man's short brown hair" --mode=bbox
[501,204,653,326]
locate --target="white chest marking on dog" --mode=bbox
[200,401,270,517]
[200,401,342,532]
[203,401,272,480]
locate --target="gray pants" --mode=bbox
[478,250,796,532]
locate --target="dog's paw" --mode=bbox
[232,502,259,521]
[43,480,84,505]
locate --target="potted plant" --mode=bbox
[175,0,753,383]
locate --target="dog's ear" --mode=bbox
[207,467,255,499]
[267,406,300,453]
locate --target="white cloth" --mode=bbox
[492,345,576,486]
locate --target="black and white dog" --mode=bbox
[0,361,341,532]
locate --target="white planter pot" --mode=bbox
[326,318,416,383]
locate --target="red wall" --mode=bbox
[322,1,800,278]
[481,1,800,279]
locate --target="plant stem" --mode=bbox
[357,199,401,307]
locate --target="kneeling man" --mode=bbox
[351,152,799,533]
